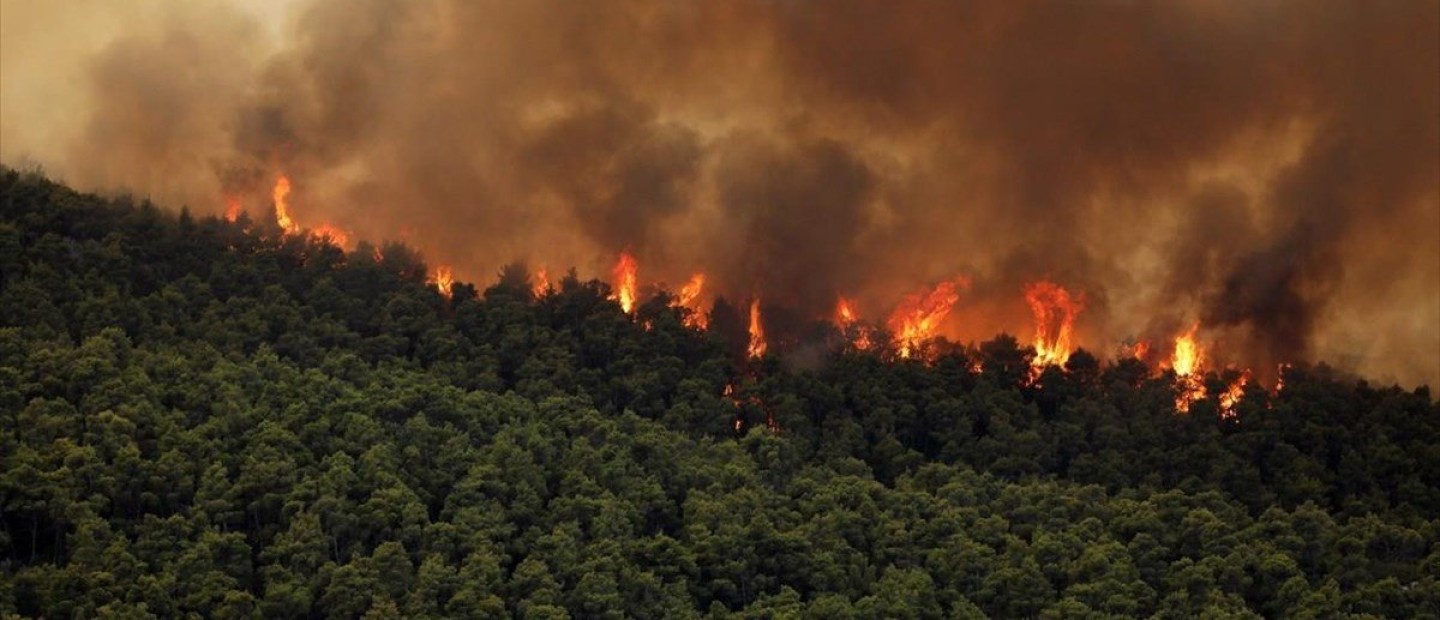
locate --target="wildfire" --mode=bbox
[533,266,550,297]
[273,175,297,234]
[748,298,767,359]
[1170,325,1207,412]
[835,296,873,350]
[1219,371,1250,418]
[224,197,242,222]
[431,266,455,298]
[887,279,966,359]
[1171,324,1203,376]
[678,273,708,329]
[611,251,638,313]
[311,224,350,248]
[1025,280,1084,368]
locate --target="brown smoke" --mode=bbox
[1,0,1436,386]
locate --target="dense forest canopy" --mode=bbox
[1,168,1438,617]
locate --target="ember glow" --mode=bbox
[747,298,767,359]
[611,251,638,314]
[836,296,873,350]
[887,279,965,359]
[1025,280,1084,369]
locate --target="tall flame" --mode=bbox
[748,298,767,359]
[888,279,965,359]
[1171,324,1203,376]
[611,251,638,313]
[224,197,242,222]
[431,266,454,299]
[1025,280,1084,368]
[1170,324,1208,412]
[273,175,297,234]
[678,273,708,329]
[533,266,550,297]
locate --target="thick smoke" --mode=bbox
[1,0,1436,386]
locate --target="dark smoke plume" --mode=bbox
[1,0,1436,386]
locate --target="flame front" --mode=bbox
[224,197,242,222]
[431,266,454,298]
[1219,371,1250,418]
[273,175,297,234]
[1171,325,1208,412]
[1171,324,1202,376]
[532,266,550,297]
[1025,280,1084,368]
[748,298,767,359]
[836,296,873,350]
[678,273,708,329]
[887,279,965,359]
[611,251,638,313]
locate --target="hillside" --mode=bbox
[2,167,1437,618]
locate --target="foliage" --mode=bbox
[2,168,1438,618]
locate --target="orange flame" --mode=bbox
[1171,324,1203,377]
[273,175,297,234]
[1025,280,1084,368]
[887,279,966,359]
[747,298,767,359]
[611,251,638,313]
[1170,325,1207,412]
[311,224,350,249]
[836,296,873,350]
[1219,371,1250,418]
[431,266,454,299]
[678,273,708,329]
[533,266,550,297]
[224,197,242,222]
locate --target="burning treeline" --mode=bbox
[2,0,1437,387]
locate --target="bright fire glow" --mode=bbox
[311,224,350,249]
[533,266,550,297]
[431,266,454,298]
[835,296,873,350]
[224,197,242,222]
[1219,371,1250,418]
[611,251,638,313]
[1172,324,1202,376]
[1025,280,1084,368]
[678,273,708,329]
[273,175,297,234]
[887,279,966,359]
[748,298,767,359]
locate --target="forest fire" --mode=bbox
[888,279,966,359]
[311,224,350,248]
[1026,280,1084,369]
[835,296,873,350]
[224,197,242,222]
[532,266,550,297]
[748,299,767,359]
[678,273,708,329]
[1171,326,1208,413]
[611,251,638,313]
[272,175,297,234]
[431,266,454,299]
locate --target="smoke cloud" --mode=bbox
[2,0,1436,386]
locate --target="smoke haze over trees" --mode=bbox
[2,0,1437,387]
[2,169,1439,617]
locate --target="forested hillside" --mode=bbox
[2,167,1438,618]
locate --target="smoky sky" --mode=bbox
[1,0,1437,386]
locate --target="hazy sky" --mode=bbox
[2,0,1437,387]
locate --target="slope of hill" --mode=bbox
[2,167,1437,618]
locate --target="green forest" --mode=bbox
[2,167,1437,618]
